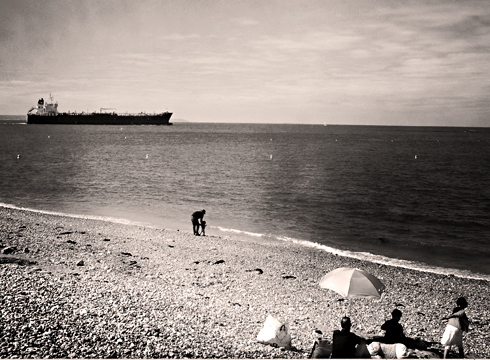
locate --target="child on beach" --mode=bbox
[441,297,469,359]
[200,220,206,236]
[381,309,406,345]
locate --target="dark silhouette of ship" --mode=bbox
[27,95,172,125]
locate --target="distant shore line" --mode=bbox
[1,117,490,128]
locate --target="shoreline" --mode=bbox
[4,202,489,283]
[1,205,489,358]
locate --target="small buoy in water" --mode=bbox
[270,139,272,141]
[17,154,20,159]
[270,155,273,160]
[48,135,50,138]
[146,154,149,159]
[124,136,127,139]
[415,155,417,159]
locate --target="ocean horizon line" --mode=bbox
[1,116,489,129]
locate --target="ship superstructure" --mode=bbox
[28,95,59,116]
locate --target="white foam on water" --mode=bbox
[0,203,148,228]
[3,202,489,282]
[215,226,265,238]
[213,225,490,282]
[276,235,490,282]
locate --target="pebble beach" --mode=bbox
[1,206,489,359]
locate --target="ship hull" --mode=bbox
[27,112,173,125]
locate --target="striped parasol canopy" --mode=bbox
[319,267,385,299]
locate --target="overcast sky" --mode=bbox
[1,0,490,125]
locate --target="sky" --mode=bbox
[1,0,490,126]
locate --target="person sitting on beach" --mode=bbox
[200,220,207,236]
[331,316,364,358]
[381,309,406,344]
[191,209,206,236]
[441,296,469,359]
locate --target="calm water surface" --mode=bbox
[1,122,489,280]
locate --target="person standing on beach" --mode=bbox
[331,317,363,358]
[441,297,469,359]
[191,209,206,236]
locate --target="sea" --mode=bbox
[1,118,490,281]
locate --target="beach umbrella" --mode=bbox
[319,267,385,299]
[319,267,385,318]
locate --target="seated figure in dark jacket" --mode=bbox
[332,317,363,358]
[381,309,406,344]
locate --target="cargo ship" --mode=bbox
[27,95,172,125]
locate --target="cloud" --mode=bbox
[161,34,201,41]
[2,0,490,124]
[230,17,259,26]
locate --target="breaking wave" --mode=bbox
[2,202,489,282]
[214,225,490,282]
[0,203,147,227]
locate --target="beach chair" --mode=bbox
[309,338,332,359]
[309,330,332,359]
